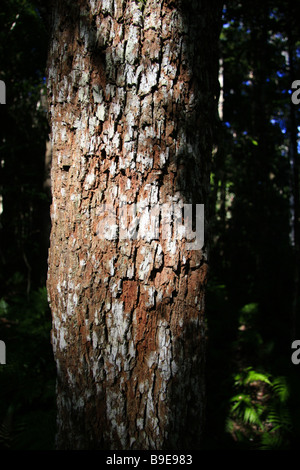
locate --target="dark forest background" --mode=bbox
[0,0,300,450]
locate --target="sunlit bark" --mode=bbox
[47,0,221,450]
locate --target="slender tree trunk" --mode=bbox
[288,33,300,338]
[47,0,222,450]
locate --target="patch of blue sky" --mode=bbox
[270,117,287,134]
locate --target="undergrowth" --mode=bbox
[0,276,56,450]
[227,367,292,449]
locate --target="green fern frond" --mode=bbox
[233,367,272,387]
[244,368,272,386]
[0,406,27,450]
[0,407,13,449]
[0,423,11,449]
[225,417,235,434]
[230,393,252,410]
[260,432,285,450]
[243,406,263,427]
[267,407,292,431]
[272,377,289,402]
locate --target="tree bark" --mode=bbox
[47,0,221,450]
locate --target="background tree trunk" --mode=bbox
[47,0,222,450]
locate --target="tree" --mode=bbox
[46,0,222,450]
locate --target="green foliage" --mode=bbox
[0,0,299,452]
[0,299,9,317]
[0,406,23,450]
[234,367,272,387]
[238,303,259,332]
[206,0,300,450]
[226,367,292,449]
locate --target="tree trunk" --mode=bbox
[47,0,221,450]
[288,34,300,339]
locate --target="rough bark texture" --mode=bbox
[47,0,221,450]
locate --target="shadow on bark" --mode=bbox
[48,0,222,450]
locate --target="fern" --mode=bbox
[227,367,292,449]
[272,377,289,402]
[267,407,292,432]
[260,432,285,450]
[0,298,9,317]
[0,419,12,449]
[234,367,271,387]
[0,407,24,450]
[244,405,263,427]
[230,393,264,428]
[244,369,272,386]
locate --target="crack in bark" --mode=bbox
[47,0,222,451]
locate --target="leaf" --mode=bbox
[260,433,284,450]
[243,406,262,427]
[244,368,272,386]
[0,298,9,317]
[272,377,289,402]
